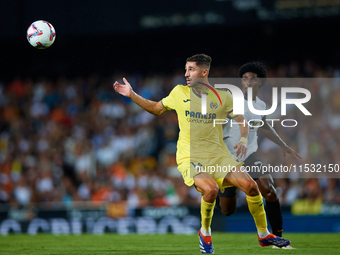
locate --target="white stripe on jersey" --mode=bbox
[223,96,266,161]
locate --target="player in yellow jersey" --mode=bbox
[113,54,291,253]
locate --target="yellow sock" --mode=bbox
[246,194,268,233]
[201,197,216,232]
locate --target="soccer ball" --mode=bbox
[27,20,56,49]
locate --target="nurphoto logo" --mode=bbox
[200,84,312,128]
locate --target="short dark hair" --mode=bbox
[186,54,212,69]
[238,62,267,87]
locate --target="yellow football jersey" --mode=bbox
[162,84,237,167]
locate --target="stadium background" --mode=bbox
[0,0,340,235]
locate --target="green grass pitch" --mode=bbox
[0,233,339,254]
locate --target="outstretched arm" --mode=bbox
[258,120,302,159]
[113,77,168,116]
[233,115,249,159]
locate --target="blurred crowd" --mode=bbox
[0,60,340,212]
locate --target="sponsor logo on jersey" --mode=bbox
[185,111,216,119]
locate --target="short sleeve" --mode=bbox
[162,86,178,111]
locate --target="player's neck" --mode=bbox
[244,93,257,101]
[192,85,210,95]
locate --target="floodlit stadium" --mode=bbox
[0,0,340,254]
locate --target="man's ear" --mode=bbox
[202,68,209,77]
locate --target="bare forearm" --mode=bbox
[233,114,249,158]
[240,124,249,140]
[130,91,166,116]
[259,123,286,147]
[234,115,249,139]
[259,121,302,159]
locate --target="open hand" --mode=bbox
[234,141,247,159]
[113,77,132,98]
[282,145,302,159]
